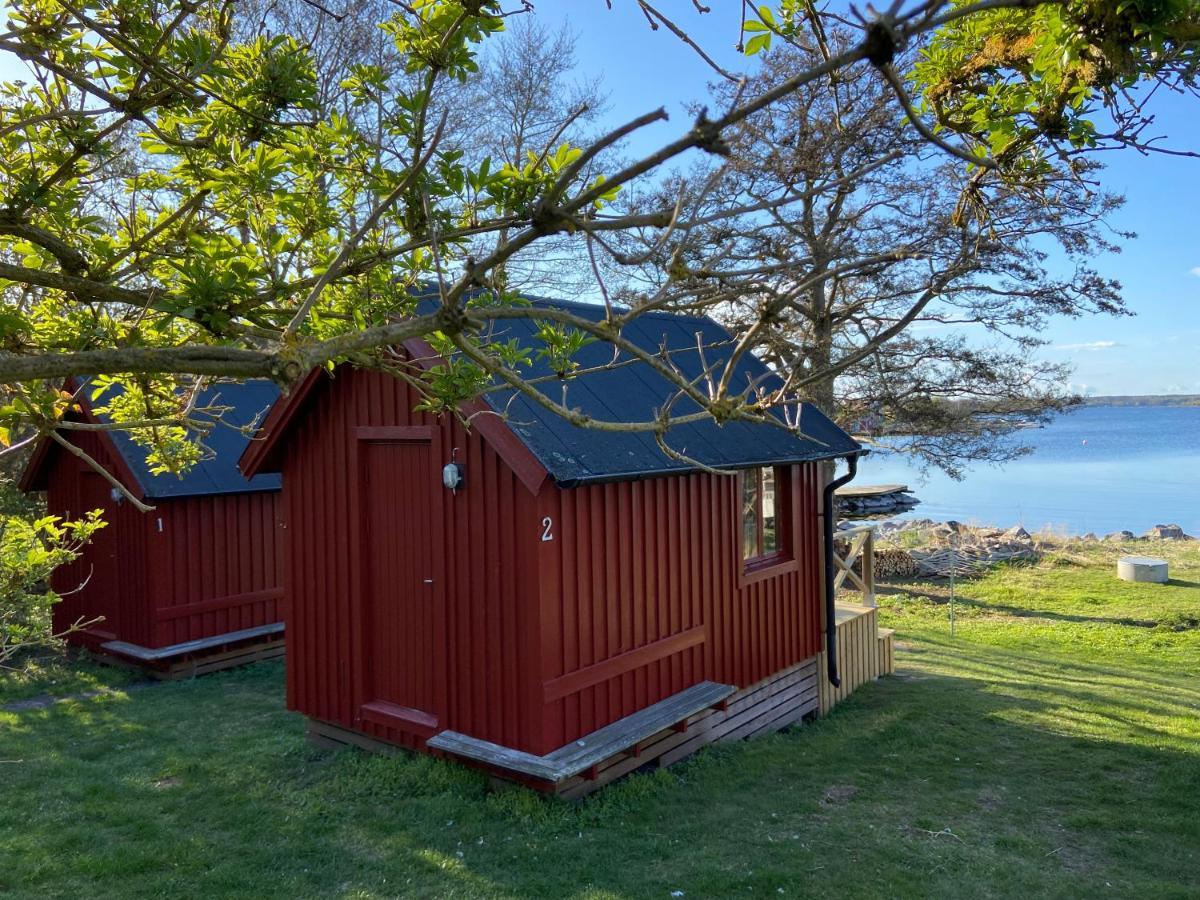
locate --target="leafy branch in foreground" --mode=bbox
[0,0,1195,480]
[0,511,106,665]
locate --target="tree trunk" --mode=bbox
[807,281,836,417]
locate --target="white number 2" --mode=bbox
[541,516,554,542]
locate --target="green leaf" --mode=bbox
[744,33,772,56]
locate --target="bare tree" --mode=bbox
[601,35,1130,473]
[453,17,610,296]
[457,18,605,168]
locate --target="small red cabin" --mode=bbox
[242,301,860,795]
[21,380,285,676]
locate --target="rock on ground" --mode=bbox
[1143,523,1194,540]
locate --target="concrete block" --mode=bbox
[1117,556,1169,584]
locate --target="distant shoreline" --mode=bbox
[1081,395,1200,407]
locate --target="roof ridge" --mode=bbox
[423,283,726,330]
[518,294,722,328]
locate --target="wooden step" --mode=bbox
[426,733,563,782]
[877,628,896,675]
[428,680,736,784]
[556,660,819,800]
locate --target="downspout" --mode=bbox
[822,453,859,687]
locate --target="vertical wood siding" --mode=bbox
[279,361,827,757]
[533,463,824,752]
[46,431,151,647]
[147,491,283,646]
[42,432,282,650]
[282,367,541,751]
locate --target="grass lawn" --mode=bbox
[2,541,1198,898]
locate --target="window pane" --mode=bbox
[761,468,777,553]
[742,468,759,558]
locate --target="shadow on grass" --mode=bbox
[901,634,1200,735]
[2,652,1199,898]
[0,649,142,707]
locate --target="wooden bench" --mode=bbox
[101,622,285,662]
[428,680,736,784]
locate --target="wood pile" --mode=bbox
[873,522,1040,579]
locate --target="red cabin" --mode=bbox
[242,301,861,796]
[21,380,285,677]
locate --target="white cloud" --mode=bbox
[1190,266,1200,277]
[1053,340,1119,351]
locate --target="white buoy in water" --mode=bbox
[1117,556,1169,584]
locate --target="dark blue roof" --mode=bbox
[456,297,860,486]
[98,380,282,498]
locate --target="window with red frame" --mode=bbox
[741,466,790,565]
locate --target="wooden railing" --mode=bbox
[832,524,876,607]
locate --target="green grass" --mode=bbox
[2,543,1198,898]
[0,650,139,706]
[879,540,1200,667]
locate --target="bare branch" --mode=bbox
[49,430,154,512]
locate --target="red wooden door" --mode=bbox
[356,432,443,737]
[76,471,125,639]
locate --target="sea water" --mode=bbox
[855,405,1200,536]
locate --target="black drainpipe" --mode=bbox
[822,453,859,688]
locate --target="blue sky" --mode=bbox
[2,1,1197,395]
[536,3,1200,397]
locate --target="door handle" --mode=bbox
[423,578,434,584]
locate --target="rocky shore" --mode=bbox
[874,518,1196,545]
[844,518,1196,579]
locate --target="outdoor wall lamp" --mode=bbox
[443,447,464,493]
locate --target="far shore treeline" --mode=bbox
[1081,395,1200,407]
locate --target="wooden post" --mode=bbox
[861,528,876,607]
[831,524,877,607]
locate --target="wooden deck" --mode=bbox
[817,603,894,714]
[834,483,909,498]
[819,521,895,712]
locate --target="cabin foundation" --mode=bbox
[305,519,896,795]
[310,657,821,799]
[308,604,896,797]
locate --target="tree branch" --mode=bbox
[49,430,154,513]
